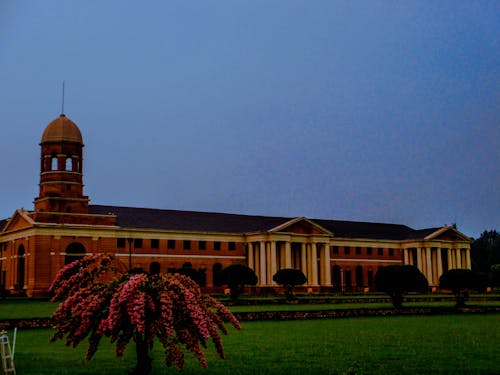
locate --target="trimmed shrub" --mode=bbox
[439,268,487,306]
[273,269,307,300]
[375,265,428,308]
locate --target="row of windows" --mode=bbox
[45,154,80,172]
[332,246,395,257]
[116,238,237,251]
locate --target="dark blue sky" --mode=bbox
[0,1,498,238]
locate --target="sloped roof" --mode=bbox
[89,204,427,240]
[405,227,441,240]
[315,219,414,240]
[0,218,7,232]
[89,205,290,233]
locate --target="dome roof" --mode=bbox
[41,114,83,144]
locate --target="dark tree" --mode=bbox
[439,269,487,307]
[491,264,500,288]
[374,265,428,308]
[471,230,500,273]
[272,268,307,301]
[219,264,258,300]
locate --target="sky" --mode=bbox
[0,1,498,239]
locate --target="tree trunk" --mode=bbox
[391,292,403,309]
[285,285,294,301]
[455,290,467,307]
[132,333,152,375]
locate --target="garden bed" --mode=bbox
[1,305,499,329]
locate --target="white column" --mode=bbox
[247,243,254,270]
[270,241,277,284]
[456,248,462,269]
[465,248,471,269]
[416,248,422,272]
[403,248,409,265]
[259,241,267,285]
[285,242,292,268]
[447,248,453,270]
[323,243,332,286]
[437,248,443,281]
[311,243,319,286]
[426,248,433,284]
[301,243,307,276]
[319,243,332,285]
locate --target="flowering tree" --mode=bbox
[49,254,240,375]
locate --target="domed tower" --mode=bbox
[33,114,89,214]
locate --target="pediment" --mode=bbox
[425,226,471,242]
[2,210,35,232]
[269,217,333,235]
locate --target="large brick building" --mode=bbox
[0,114,472,296]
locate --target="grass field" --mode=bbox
[10,314,500,374]
[1,297,500,319]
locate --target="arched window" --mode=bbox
[65,242,86,265]
[332,265,341,291]
[51,153,58,171]
[344,270,352,291]
[213,263,223,287]
[367,269,374,288]
[355,265,364,289]
[149,262,161,275]
[65,155,73,171]
[17,245,25,290]
[183,262,192,268]
[198,266,207,287]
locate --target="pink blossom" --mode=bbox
[50,255,240,372]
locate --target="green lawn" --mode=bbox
[10,314,500,374]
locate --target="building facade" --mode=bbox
[0,115,472,297]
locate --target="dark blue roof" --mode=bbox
[89,204,428,240]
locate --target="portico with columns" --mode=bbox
[245,217,332,288]
[401,227,472,287]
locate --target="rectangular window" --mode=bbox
[167,240,176,249]
[377,248,383,256]
[117,238,126,248]
[199,240,206,250]
[389,248,394,256]
[151,239,159,249]
[344,246,350,255]
[356,247,361,255]
[367,247,372,255]
[332,246,339,255]
[228,242,236,251]
[214,241,221,251]
[134,238,143,248]
[183,240,191,250]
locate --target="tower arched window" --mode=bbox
[51,153,58,171]
[65,155,73,171]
